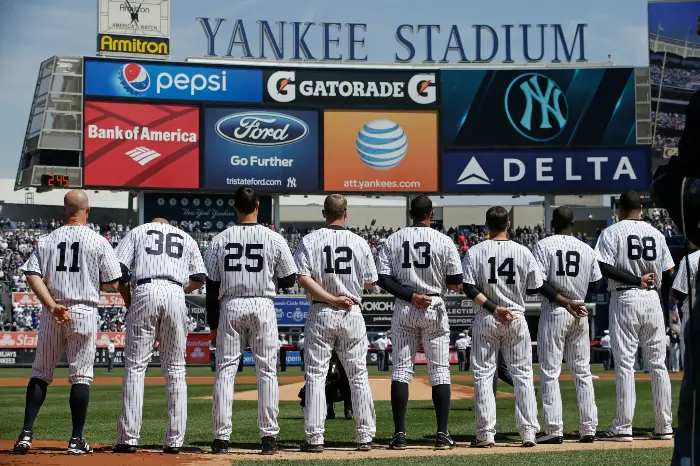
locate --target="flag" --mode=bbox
[659,23,664,31]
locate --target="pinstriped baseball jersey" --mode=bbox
[294,227,378,303]
[594,220,674,289]
[20,225,122,307]
[115,222,206,285]
[672,250,700,314]
[531,235,602,302]
[462,240,543,313]
[204,224,297,298]
[376,225,462,295]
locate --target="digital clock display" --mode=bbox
[41,174,70,188]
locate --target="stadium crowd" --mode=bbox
[650,62,700,89]
[652,111,686,131]
[0,211,681,331]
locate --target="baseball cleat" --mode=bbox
[211,439,229,454]
[522,438,537,447]
[388,432,407,450]
[580,435,596,443]
[299,441,324,453]
[651,431,673,440]
[470,438,496,448]
[112,444,137,453]
[435,432,456,450]
[357,441,373,451]
[261,436,278,455]
[535,433,563,444]
[163,446,180,454]
[345,408,354,420]
[596,430,633,442]
[67,437,93,455]
[13,430,33,455]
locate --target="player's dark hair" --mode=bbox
[233,187,258,215]
[552,206,575,233]
[619,190,641,212]
[485,206,509,233]
[323,194,347,220]
[410,195,433,222]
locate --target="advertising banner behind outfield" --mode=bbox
[85,60,262,102]
[442,147,651,194]
[83,101,200,189]
[441,68,638,148]
[323,110,438,193]
[142,193,273,230]
[264,69,439,108]
[203,107,320,191]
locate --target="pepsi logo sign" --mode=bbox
[215,112,309,147]
[120,63,150,94]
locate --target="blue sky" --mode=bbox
[649,1,700,41]
[0,0,649,205]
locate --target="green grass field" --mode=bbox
[0,364,680,465]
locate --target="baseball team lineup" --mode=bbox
[10,187,682,455]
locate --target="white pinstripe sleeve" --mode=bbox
[461,250,476,285]
[660,239,675,272]
[526,251,544,289]
[274,237,298,277]
[204,240,221,281]
[363,243,379,284]
[376,242,392,276]
[590,255,603,282]
[100,239,123,282]
[187,238,207,276]
[673,257,688,293]
[594,231,616,265]
[293,239,312,276]
[444,239,462,276]
[530,242,549,276]
[20,245,42,275]
[115,229,136,268]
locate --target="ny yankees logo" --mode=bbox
[505,73,569,142]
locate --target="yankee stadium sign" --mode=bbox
[190,0,649,66]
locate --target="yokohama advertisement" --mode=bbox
[83,101,200,189]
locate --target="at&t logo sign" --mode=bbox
[504,73,568,142]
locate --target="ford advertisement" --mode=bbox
[441,146,651,194]
[203,107,320,192]
[84,59,262,102]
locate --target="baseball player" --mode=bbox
[376,195,462,450]
[298,333,306,371]
[204,187,297,455]
[374,333,390,371]
[293,194,377,452]
[112,218,206,454]
[107,338,116,372]
[455,333,470,372]
[671,249,700,369]
[13,190,122,455]
[594,190,674,441]
[531,206,602,444]
[278,334,289,372]
[462,206,586,447]
[600,330,613,370]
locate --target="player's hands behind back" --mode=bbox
[411,293,433,309]
[494,306,513,324]
[566,301,588,318]
[50,304,71,324]
[331,295,354,310]
[641,273,656,289]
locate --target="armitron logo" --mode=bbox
[98,33,169,56]
[215,112,308,147]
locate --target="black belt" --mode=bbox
[426,293,440,297]
[136,277,182,287]
[312,299,360,306]
[616,286,657,292]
